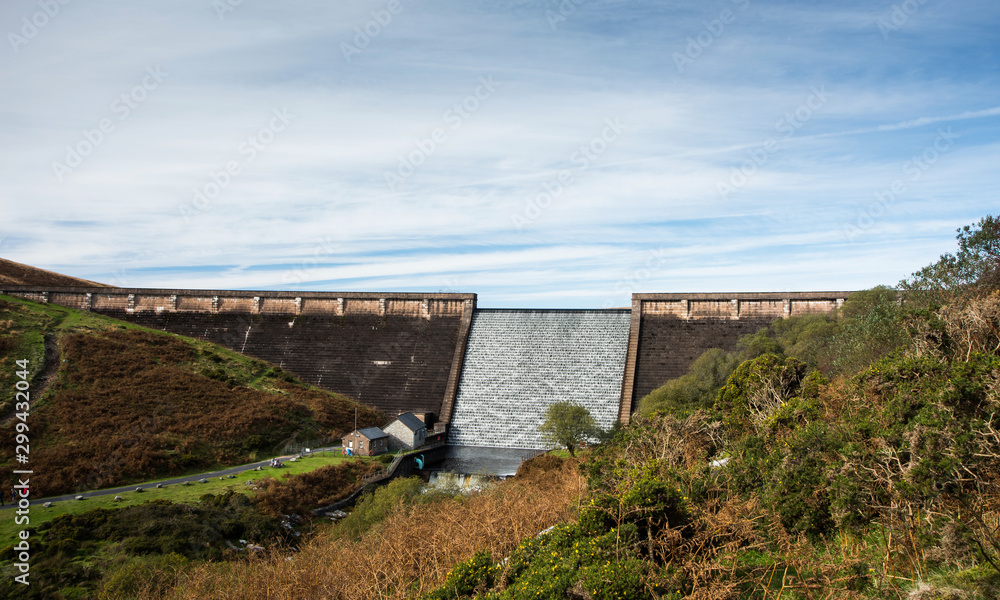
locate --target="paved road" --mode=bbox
[1,447,342,509]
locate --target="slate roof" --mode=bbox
[393,412,426,432]
[357,427,389,439]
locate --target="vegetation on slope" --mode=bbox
[0,456,385,599]
[160,454,582,600]
[4,217,999,600]
[410,216,1000,599]
[134,214,997,600]
[0,492,290,600]
[0,295,384,496]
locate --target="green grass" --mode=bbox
[0,294,385,497]
[0,293,342,402]
[2,294,270,399]
[0,451,373,549]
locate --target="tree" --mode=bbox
[827,286,908,374]
[539,401,601,456]
[900,215,1000,307]
[639,348,739,417]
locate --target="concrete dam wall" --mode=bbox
[447,310,632,449]
[618,293,849,422]
[0,288,475,421]
[1,286,851,439]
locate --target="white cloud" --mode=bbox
[1,0,998,306]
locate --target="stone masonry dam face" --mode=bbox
[447,310,632,449]
[0,287,851,439]
[0,289,476,420]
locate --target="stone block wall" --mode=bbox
[0,286,476,420]
[1,285,853,440]
[619,292,851,423]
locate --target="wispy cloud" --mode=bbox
[1,0,998,306]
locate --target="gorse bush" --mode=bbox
[714,353,809,431]
[426,550,499,600]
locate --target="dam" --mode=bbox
[447,309,631,449]
[0,286,850,449]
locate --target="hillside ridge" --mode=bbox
[0,257,109,287]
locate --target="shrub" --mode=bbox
[426,550,498,600]
[98,553,191,599]
[763,421,839,539]
[336,476,426,539]
[640,348,739,417]
[582,558,651,600]
[715,354,807,434]
[828,286,909,374]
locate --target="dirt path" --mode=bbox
[33,333,60,398]
[2,332,60,427]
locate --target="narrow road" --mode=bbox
[1,447,341,509]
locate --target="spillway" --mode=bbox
[448,309,631,449]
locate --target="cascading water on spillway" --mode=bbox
[448,309,632,449]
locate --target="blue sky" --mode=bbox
[1,0,998,308]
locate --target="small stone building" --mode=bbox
[342,427,389,456]
[383,412,428,450]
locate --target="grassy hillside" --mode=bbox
[0,257,109,287]
[0,456,383,600]
[0,295,384,497]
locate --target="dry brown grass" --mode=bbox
[160,457,583,600]
[0,327,383,496]
[253,460,380,518]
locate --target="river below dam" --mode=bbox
[427,446,545,478]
